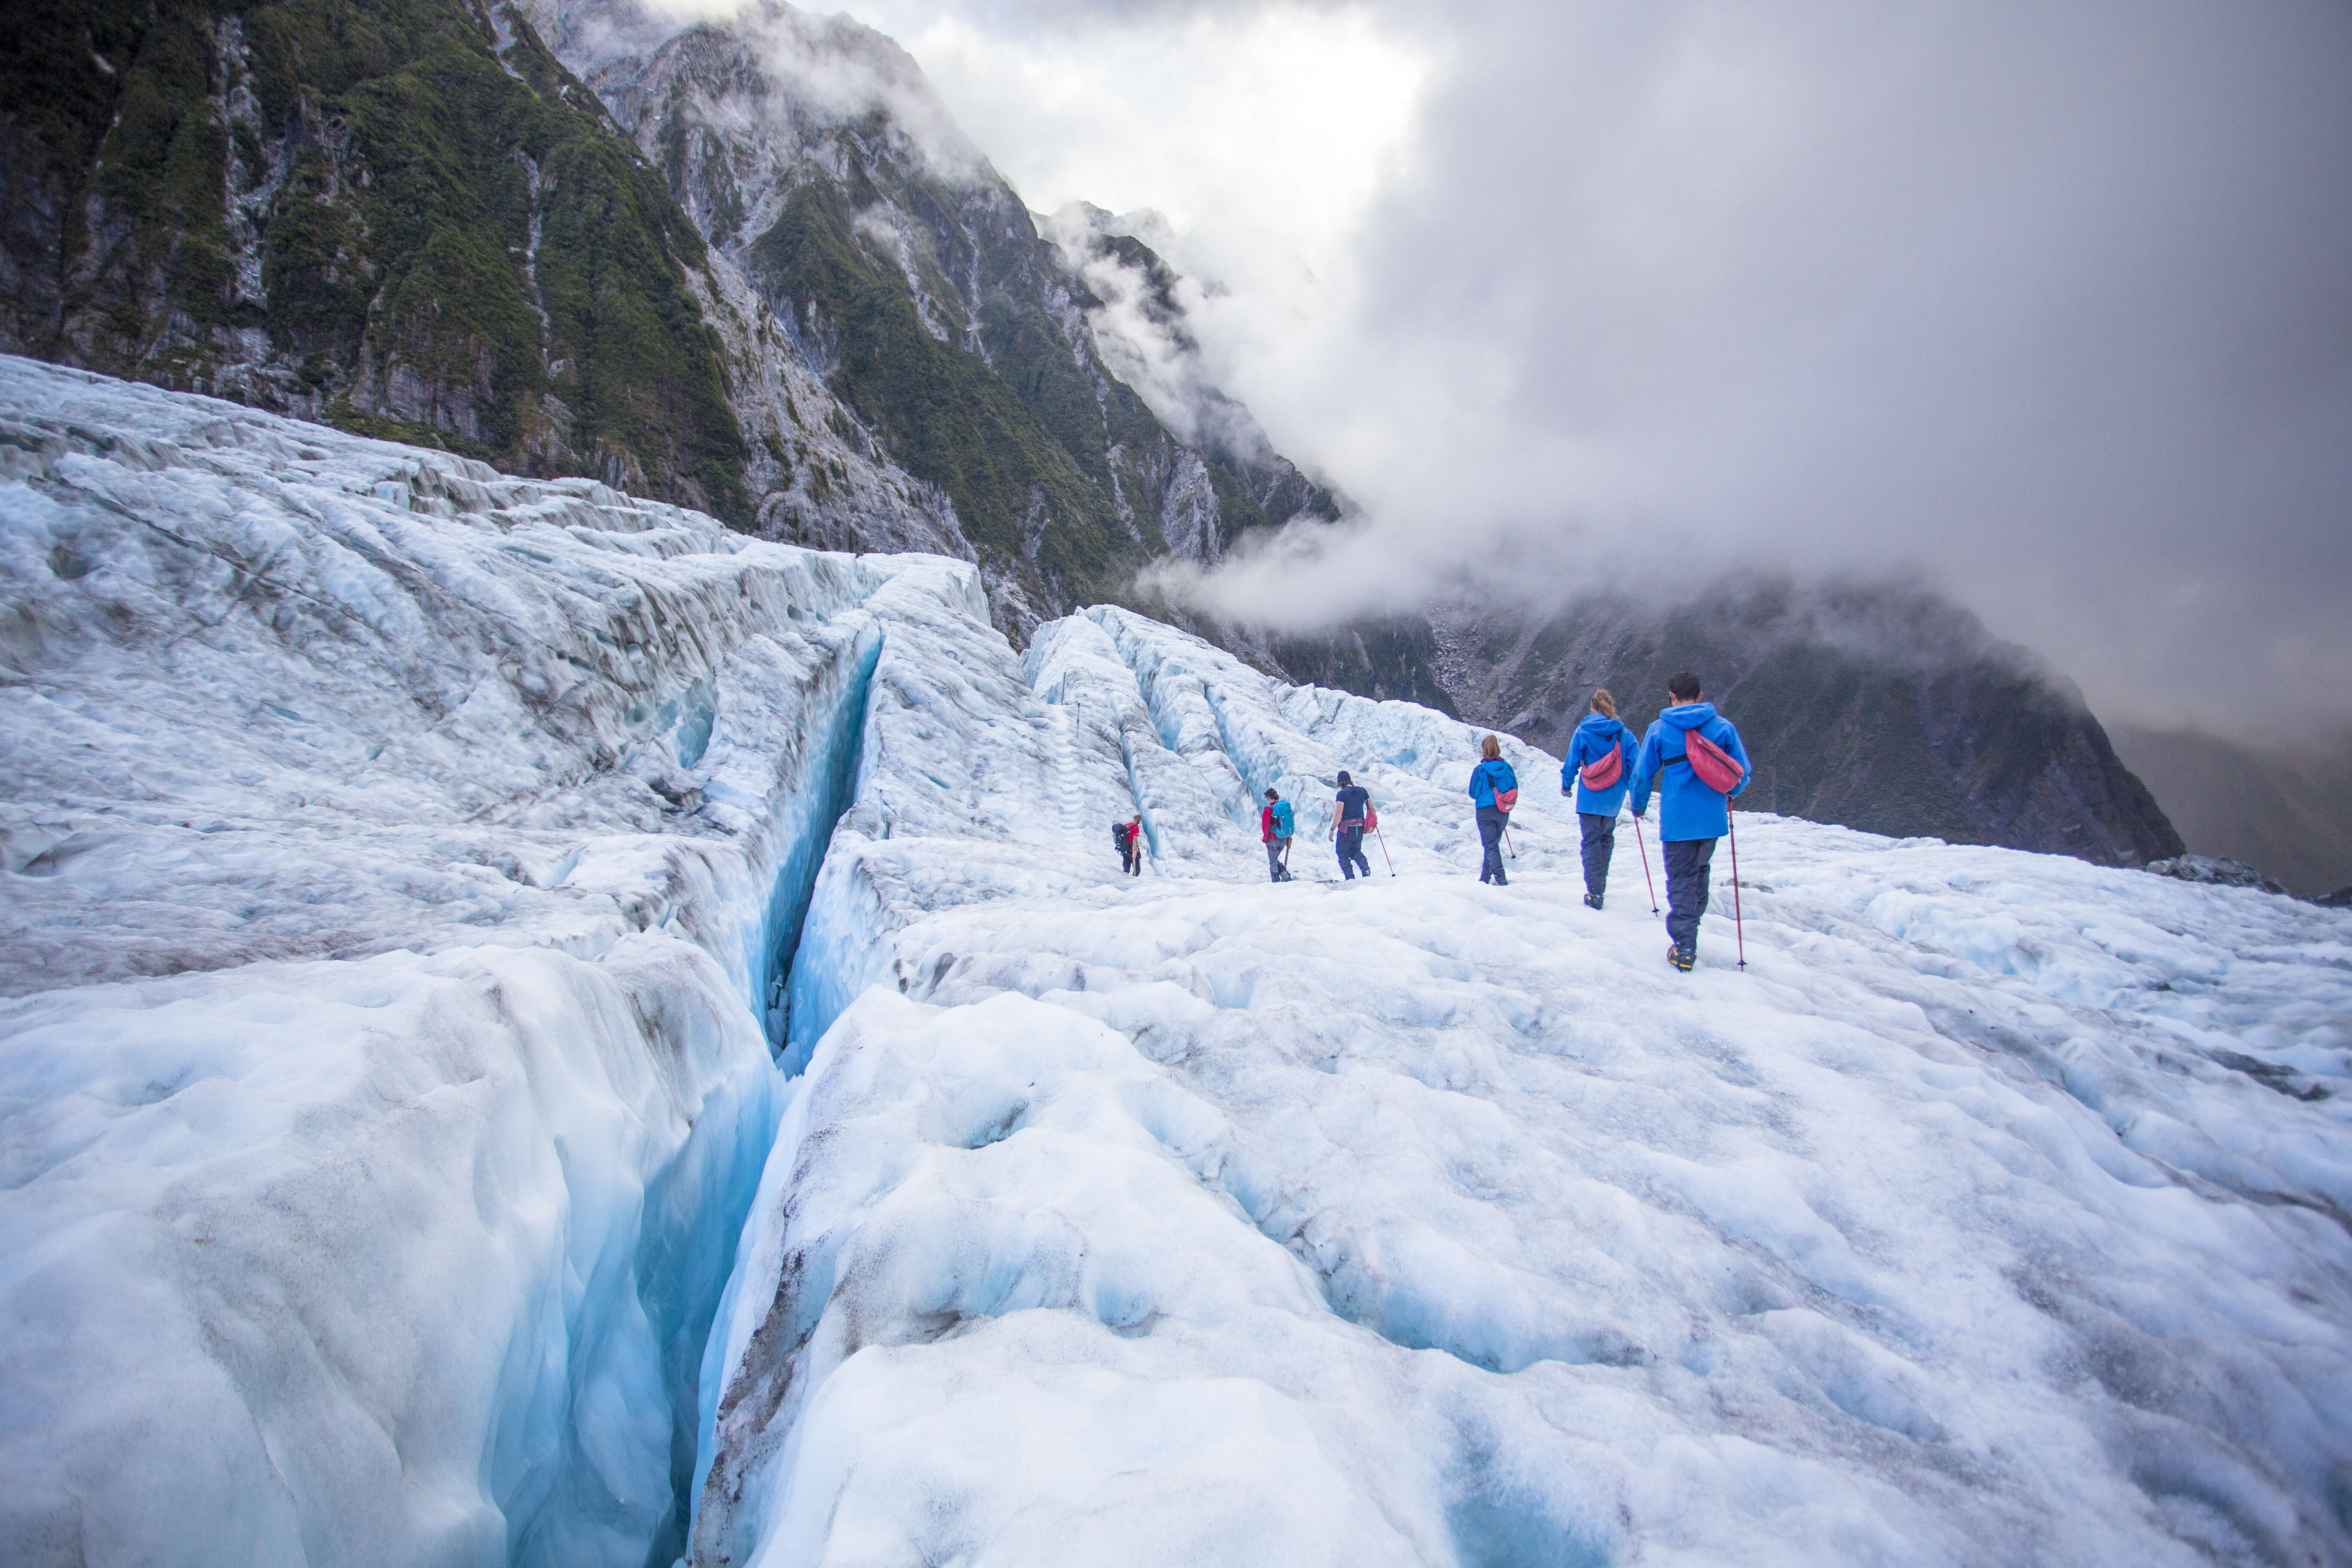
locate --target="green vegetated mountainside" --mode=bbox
[526,0,1354,640]
[0,0,1443,701]
[0,0,749,517]
[1433,582,2184,866]
[745,174,1140,614]
[2108,725,2352,894]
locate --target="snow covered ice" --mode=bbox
[3,359,2350,1567]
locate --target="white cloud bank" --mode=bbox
[665,0,2352,738]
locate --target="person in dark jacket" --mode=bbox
[1629,672,1751,971]
[1260,789,1295,882]
[1561,688,1636,910]
[1332,770,1373,879]
[1467,735,1518,886]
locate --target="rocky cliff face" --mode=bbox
[0,0,2173,867]
[1433,580,2184,866]
[518,0,1344,637]
[0,0,960,541]
[2108,724,2352,894]
[0,0,1434,669]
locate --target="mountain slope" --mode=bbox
[0,0,1453,689]
[2109,724,2352,894]
[0,0,761,512]
[521,0,1348,635]
[1434,580,2183,865]
[0,0,2176,869]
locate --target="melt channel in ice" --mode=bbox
[4,355,2352,1568]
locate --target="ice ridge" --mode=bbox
[0,356,942,1566]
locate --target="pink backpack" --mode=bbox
[1579,747,1623,790]
[1684,728,1746,794]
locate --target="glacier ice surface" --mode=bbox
[699,598,2352,1566]
[0,356,923,1565]
[4,357,2351,1568]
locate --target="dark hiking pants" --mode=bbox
[1336,825,1370,879]
[1579,812,1616,898]
[1265,840,1292,882]
[1663,836,1716,954]
[1477,805,1508,884]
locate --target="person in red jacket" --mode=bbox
[1112,815,1144,875]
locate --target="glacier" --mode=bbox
[2,355,2349,1568]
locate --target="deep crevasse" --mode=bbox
[0,358,933,1567]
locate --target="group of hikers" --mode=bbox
[1256,770,1378,882]
[1564,672,1751,971]
[1117,671,1752,972]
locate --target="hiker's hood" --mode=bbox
[1575,713,1627,739]
[1662,702,1718,731]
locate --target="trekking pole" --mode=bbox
[1374,825,1396,876]
[1504,824,1516,860]
[1632,812,1660,914]
[1727,808,1746,971]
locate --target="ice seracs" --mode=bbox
[0,355,942,1566]
[3,357,2348,1567]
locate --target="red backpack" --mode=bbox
[1683,728,1746,794]
[1579,746,1624,790]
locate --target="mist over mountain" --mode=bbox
[518,0,1350,635]
[0,0,1353,641]
[1429,578,2182,868]
[0,0,2188,865]
[2108,725,2352,896]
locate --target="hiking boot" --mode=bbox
[1583,892,1603,911]
[1667,945,1695,972]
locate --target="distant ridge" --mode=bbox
[1431,579,2183,867]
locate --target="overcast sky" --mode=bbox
[755,0,2352,739]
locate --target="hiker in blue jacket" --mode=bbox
[1629,672,1750,971]
[1467,734,1518,886]
[1561,687,1636,910]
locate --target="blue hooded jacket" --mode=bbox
[1468,756,1519,808]
[1629,703,1751,841]
[1562,714,1636,817]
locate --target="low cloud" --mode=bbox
[615,0,996,184]
[861,0,2352,741]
